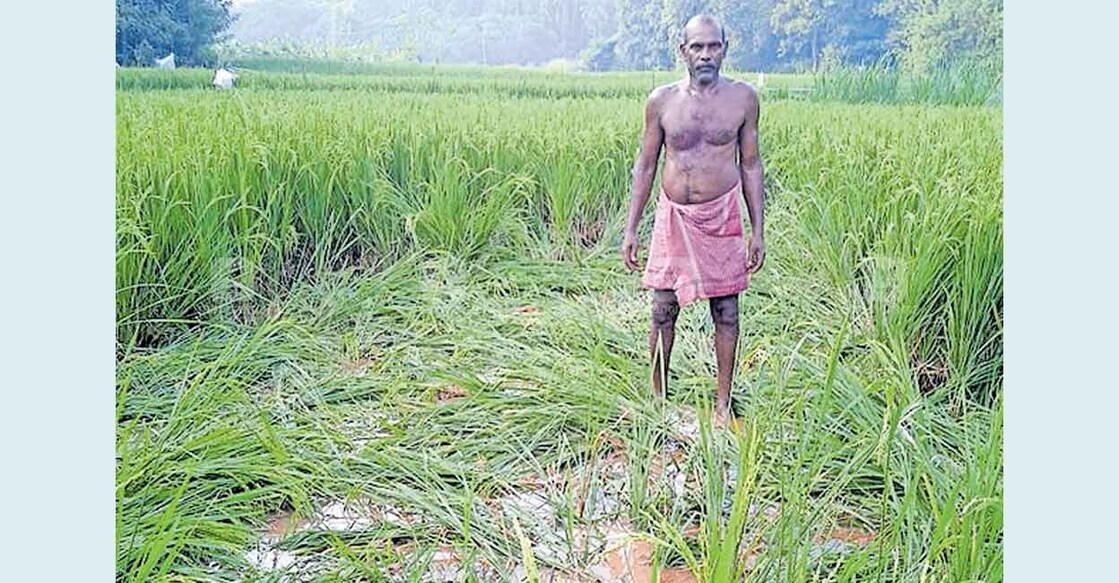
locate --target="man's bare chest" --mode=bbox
[662,103,743,152]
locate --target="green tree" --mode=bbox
[770,0,825,69]
[877,0,1002,73]
[116,0,235,66]
[771,0,890,70]
[657,0,714,61]
[613,0,673,69]
[712,0,777,71]
[581,36,619,71]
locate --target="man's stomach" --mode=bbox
[661,155,740,204]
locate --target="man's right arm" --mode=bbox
[622,89,665,271]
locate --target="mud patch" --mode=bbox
[436,383,469,404]
[243,497,417,579]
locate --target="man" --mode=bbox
[621,14,766,427]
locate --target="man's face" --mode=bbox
[680,25,726,84]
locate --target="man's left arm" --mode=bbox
[739,86,766,273]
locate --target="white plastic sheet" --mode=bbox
[155,53,175,70]
[212,68,237,89]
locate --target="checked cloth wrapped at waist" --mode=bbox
[641,181,752,306]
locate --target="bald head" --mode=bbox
[682,14,725,44]
[678,14,727,85]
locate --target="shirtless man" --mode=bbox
[620,14,766,427]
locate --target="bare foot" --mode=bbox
[714,407,742,432]
[714,407,729,429]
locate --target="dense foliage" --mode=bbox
[218,0,1001,73]
[116,0,235,66]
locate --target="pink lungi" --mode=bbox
[641,182,751,306]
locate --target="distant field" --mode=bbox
[223,56,816,90]
[116,64,1002,582]
[115,65,813,99]
[116,58,999,106]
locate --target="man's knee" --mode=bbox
[652,293,680,329]
[710,296,739,331]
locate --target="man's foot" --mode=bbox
[714,407,742,432]
[714,407,730,429]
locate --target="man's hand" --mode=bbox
[622,232,641,271]
[746,235,766,273]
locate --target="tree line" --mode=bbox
[591,0,1001,73]
[116,0,235,66]
[116,0,1002,73]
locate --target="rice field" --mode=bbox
[116,65,1002,582]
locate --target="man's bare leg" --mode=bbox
[650,289,680,398]
[710,294,739,427]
